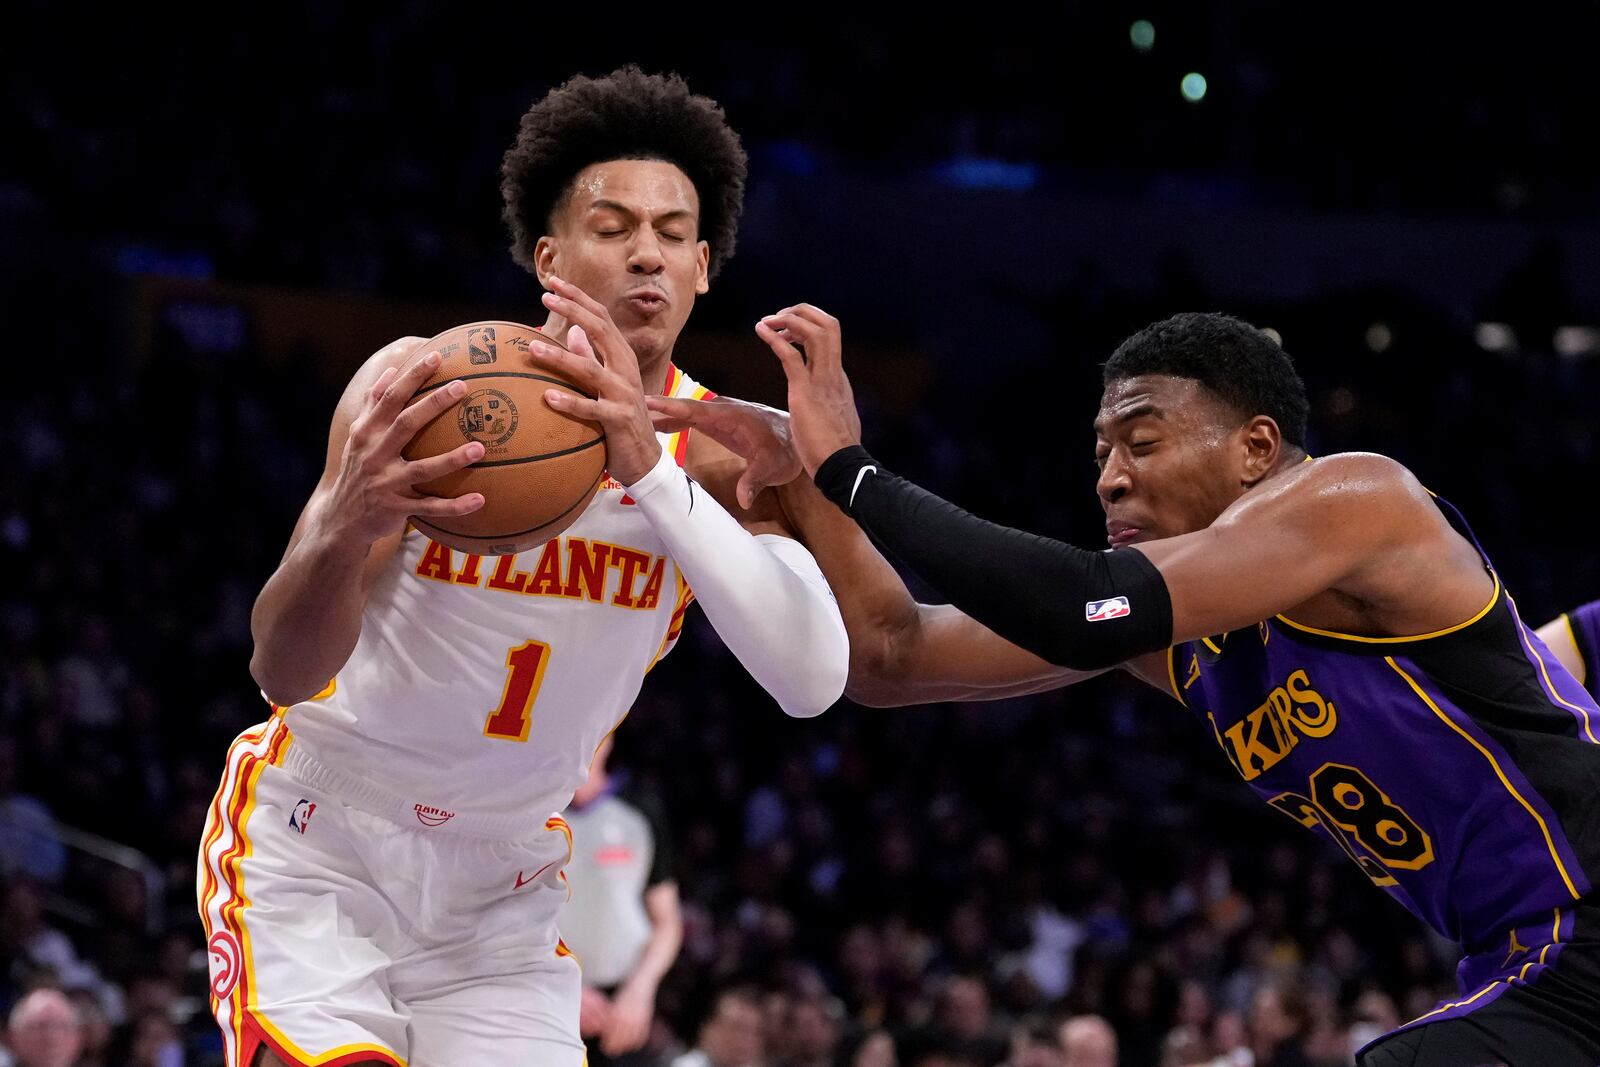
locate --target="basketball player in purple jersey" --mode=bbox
[654,309,1600,1065]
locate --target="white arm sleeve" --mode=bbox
[625,448,848,717]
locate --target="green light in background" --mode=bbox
[1181,72,1208,102]
[1130,20,1155,51]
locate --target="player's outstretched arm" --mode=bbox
[1537,600,1599,691]
[764,308,1490,670]
[526,279,848,718]
[648,320,1119,706]
[249,338,486,706]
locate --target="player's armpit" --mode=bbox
[1535,613,1588,686]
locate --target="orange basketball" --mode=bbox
[401,321,606,556]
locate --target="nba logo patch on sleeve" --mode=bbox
[1085,596,1131,622]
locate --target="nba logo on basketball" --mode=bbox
[288,798,316,835]
[1085,596,1131,622]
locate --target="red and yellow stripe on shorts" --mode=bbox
[196,716,403,1066]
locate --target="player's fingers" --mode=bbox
[376,351,443,418]
[402,440,485,484]
[408,490,485,518]
[527,339,606,393]
[387,379,469,443]
[544,389,604,423]
[367,366,401,406]
[566,324,603,367]
[546,274,613,321]
[648,411,693,432]
[756,320,808,379]
[770,310,843,373]
[540,289,608,342]
[786,303,839,330]
[645,395,713,425]
[736,468,763,511]
[543,289,642,384]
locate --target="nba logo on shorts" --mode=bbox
[288,798,316,835]
[1085,596,1131,622]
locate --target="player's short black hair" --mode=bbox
[501,67,748,283]
[1104,311,1310,449]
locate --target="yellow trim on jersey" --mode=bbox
[1166,646,1187,707]
[1517,907,1563,981]
[1385,656,1580,900]
[1277,573,1501,644]
[253,1017,408,1067]
[1404,978,1505,1026]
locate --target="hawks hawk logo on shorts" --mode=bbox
[208,930,242,999]
[288,797,316,835]
[1085,596,1131,622]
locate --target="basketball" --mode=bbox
[401,320,606,556]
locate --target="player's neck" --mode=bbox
[637,351,674,396]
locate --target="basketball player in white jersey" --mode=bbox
[197,69,849,1067]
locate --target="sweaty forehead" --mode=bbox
[1100,374,1190,428]
[565,159,700,219]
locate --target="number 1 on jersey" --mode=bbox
[484,640,551,742]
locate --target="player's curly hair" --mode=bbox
[1104,312,1310,448]
[501,67,748,283]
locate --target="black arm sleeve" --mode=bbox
[814,445,1173,670]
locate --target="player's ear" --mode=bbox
[1240,416,1281,487]
[694,241,710,296]
[534,236,559,288]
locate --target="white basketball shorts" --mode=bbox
[196,717,584,1066]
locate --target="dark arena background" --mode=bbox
[2,7,1598,1067]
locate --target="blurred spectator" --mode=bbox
[0,988,82,1067]
[1248,980,1310,1067]
[1059,1015,1117,1067]
[1207,1012,1251,1067]
[65,991,109,1067]
[1159,1026,1207,1067]
[672,989,767,1067]
[119,1011,184,1067]
[0,742,64,886]
[1344,991,1400,1062]
[930,977,1005,1065]
[835,1028,897,1067]
[1006,1020,1064,1067]
[0,881,106,1002]
[780,994,842,1067]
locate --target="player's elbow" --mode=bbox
[778,631,849,719]
[841,605,928,707]
[843,657,907,707]
[249,649,312,709]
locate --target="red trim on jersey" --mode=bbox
[240,1013,405,1067]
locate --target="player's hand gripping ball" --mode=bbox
[403,321,606,555]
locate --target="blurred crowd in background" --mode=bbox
[2,7,1597,1066]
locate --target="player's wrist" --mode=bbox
[813,445,879,512]
[304,500,387,561]
[619,443,676,496]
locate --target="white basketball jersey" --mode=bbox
[281,365,713,830]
